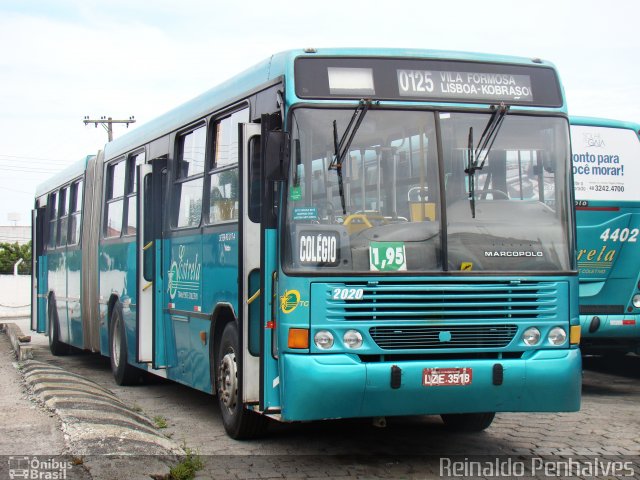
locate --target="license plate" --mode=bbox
[423,367,473,387]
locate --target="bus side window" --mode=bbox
[248,135,261,222]
[125,152,145,235]
[104,159,126,238]
[68,180,83,246]
[47,191,57,249]
[143,174,153,281]
[57,187,68,247]
[174,126,205,228]
[208,108,248,223]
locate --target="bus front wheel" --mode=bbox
[48,296,69,356]
[109,302,139,386]
[215,321,268,439]
[441,412,495,432]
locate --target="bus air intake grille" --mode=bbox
[369,324,518,350]
[317,281,562,322]
[579,305,624,315]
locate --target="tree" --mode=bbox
[0,241,32,275]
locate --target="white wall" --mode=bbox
[0,226,30,245]
[0,274,31,318]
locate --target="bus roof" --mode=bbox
[35,155,94,198]
[570,116,640,132]
[103,48,561,161]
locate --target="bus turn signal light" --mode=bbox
[570,325,581,345]
[288,328,309,349]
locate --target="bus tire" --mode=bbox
[441,412,495,432]
[215,321,268,439]
[109,302,139,386]
[48,296,69,356]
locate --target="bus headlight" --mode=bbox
[314,330,334,350]
[548,327,567,346]
[343,330,363,349]
[522,327,541,346]
[632,294,640,309]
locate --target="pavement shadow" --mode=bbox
[582,354,640,379]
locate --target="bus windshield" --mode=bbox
[285,108,572,273]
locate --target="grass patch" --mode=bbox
[153,415,168,429]
[169,448,203,480]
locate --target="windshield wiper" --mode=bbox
[466,126,478,218]
[464,103,509,218]
[329,99,372,214]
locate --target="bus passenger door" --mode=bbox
[240,122,281,411]
[137,163,153,363]
[240,123,262,404]
[32,206,47,332]
[137,158,167,367]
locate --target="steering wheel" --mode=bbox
[316,199,336,219]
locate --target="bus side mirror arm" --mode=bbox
[264,130,290,182]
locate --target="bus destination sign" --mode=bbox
[295,57,563,107]
[397,70,533,102]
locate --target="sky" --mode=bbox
[0,0,638,227]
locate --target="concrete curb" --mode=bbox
[21,361,185,455]
[2,321,187,478]
[0,321,33,360]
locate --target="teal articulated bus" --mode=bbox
[571,116,640,355]
[32,49,581,439]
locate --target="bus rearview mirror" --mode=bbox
[264,130,290,182]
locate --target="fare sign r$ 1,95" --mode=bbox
[369,242,407,272]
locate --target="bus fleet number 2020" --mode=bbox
[332,288,364,300]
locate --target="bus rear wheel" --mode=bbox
[109,302,139,386]
[215,321,268,439]
[48,296,69,356]
[441,412,495,432]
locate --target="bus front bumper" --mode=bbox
[280,349,581,422]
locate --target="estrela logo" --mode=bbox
[280,290,300,314]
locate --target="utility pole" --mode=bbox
[83,116,136,142]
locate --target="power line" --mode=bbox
[0,186,34,194]
[0,163,60,170]
[0,154,71,164]
[0,167,58,174]
[0,160,71,169]
[0,164,59,170]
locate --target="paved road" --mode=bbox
[2,318,639,478]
